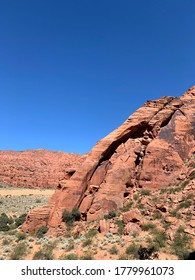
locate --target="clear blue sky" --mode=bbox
[0,0,194,154]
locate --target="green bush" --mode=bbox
[71,208,81,221]
[172,226,192,259]
[36,226,48,238]
[15,214,27,227]
[16,232,26,241]
[118,254,129,260]
[62,208,81,227]
[151,229,168,250]
[152,212,163,219]
[0,213,13,231]
[125,243,139,259]
[133,194,139,201]
[63,253,79,260]
[10,243,27,260]
[109,245,118,255]
[2,239,10,245]
[104,210,116,220]
[177,200,192,210]
[85,229,98,238]
[120,202,134,212]
[140,189,151,196]
[116,219,124,235]
[33,243,54,260]
[82,238,92,247]
[141,223,156,231]
[80,252,94,260]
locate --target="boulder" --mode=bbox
[21,86,195,232]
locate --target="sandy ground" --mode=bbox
[0,187,55,216]
[0,189,54,196]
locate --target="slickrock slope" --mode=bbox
[22,86,195,233]
[0,149,84,189]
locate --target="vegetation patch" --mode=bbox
[62,208,81,227]
[172,226,192,259]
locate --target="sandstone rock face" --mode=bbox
[0,149,84,189]
[22,86,195,233]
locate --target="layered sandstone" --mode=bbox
[0,149,84,189]
[22,86,195,233]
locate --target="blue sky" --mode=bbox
[0,0,194,154]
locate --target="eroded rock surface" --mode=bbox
[0,149,84,189]
[22,86,195,233]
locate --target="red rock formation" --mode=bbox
[0,149,84,189]
[22,86,195,233]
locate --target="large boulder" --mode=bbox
[22,86,195,232]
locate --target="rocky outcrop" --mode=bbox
[0,149,84,189]
[22,86,195,233]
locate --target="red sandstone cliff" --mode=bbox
[22,86,195,233]
[0,149,84,189]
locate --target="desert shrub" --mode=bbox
[16,232,26,241]
[160,186,183,194]
[140,189,151,196]
[62,208,81,227]
[151,229,168,250]
[189,171,195,180]
[2,238,10,245]
[133,194,139,201]
[138,246,158,260]
[141,223,156,231]
[170,209,177,217]
[36,226,48,238]
[185,211,192,222]
[104,210,116,220]
[120,202,134,212]
[10,243,27,260]
[82,238,92,247]
[65,242,75,252]
[33,243,54,260]
[62,210,74,226]
[118,254,129,260]
[116,219,124,235]
[109,245,118,255]
[176,213,182,219]
[4,246,11,253]
[125,243,139,259]
[180,179,190,188]
[63,253,79,260]
[4,229,17,236]
[152,212,163,219]
[80,252,94,260]
[71,208,81,221]
[172,226,192,259]
[0,213,13,231]
[85,229,98,238]
[15,214,27,227]
[177,200,192,210]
